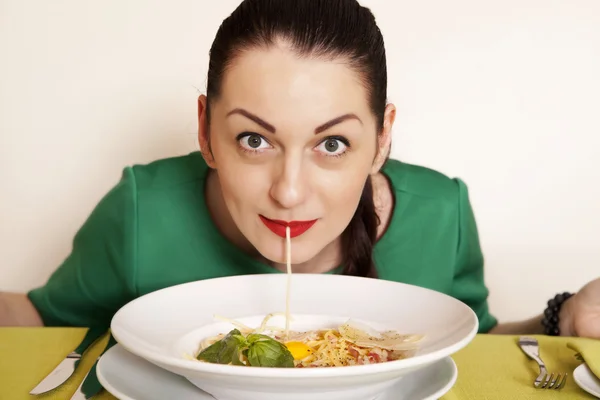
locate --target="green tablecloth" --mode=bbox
[1,328,598,399]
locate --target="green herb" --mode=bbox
[196,329,246,365]
[196,329,294,368]
[196,338,224,363]
[246,334,295,368]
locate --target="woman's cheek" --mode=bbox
[220,160,270,194]
[317,169,368,209]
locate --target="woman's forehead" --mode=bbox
[216,45,374,126]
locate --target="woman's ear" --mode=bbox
[371,103,396,174]
[198,95,217,168]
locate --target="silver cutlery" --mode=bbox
[518,336,568,389]
[30,349,83,394]
[30,329,105,395]
[69,358,101,400]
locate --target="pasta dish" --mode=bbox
[194,227,423,368]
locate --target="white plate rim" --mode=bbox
[97,344,459,400]
[390,357,458,400]
[111,274,478,379]
[429,358,458,400]
[574,363,600,398]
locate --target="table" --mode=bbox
[0,328,596,399]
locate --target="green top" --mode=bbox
[28,152,497,333]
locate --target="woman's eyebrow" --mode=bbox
[314,113,363,134]
[226,109,362,135]
[227,108,276,133]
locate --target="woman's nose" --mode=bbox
[269,155,309,209]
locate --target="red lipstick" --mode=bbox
[259,215,317,238]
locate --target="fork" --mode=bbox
[518,336,568,389]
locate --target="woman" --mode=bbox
[1,0,599,339]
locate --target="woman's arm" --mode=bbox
[487,297,576,336]
[0,292,43,326]
[487,315,544,334]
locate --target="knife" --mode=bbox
[30,328,105,395]
[29,350,82,394]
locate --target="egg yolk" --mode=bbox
[285,341,313,360]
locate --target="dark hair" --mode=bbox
[206,0,386,278]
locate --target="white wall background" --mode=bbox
[1,0,599,323]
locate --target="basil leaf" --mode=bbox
[197,329,247,365]
[219,331,246,364]
[229,334,248,365]
[246,333,272,345]
[246,334,294,368]
[196,338,224,363]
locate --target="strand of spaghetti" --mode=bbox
[256,312,289,333]
[213,315,254,333]
[285,225,291,339]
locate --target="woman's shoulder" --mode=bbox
[381,158,462,203]
[126,151,209,191]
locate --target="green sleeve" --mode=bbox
[27,168,138,329]
[450,178,498,333]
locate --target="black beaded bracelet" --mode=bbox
[541,292,574,336]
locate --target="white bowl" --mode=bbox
[110,274,478,400]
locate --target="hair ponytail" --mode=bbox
[341,176,379,278]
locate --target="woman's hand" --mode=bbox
[560,277,600,338]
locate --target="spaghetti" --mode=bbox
[285,226,291,339]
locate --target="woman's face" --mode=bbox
[199,43,394,265]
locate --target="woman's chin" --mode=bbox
[254,243,319,267]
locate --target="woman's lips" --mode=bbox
[259,215,318,238]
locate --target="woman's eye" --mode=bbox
[316,138,348,156]
[238,133,271,151]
